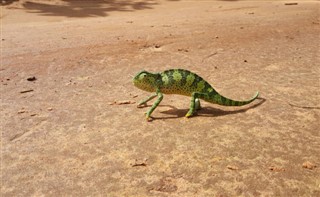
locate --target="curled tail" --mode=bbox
[211,91,259,106]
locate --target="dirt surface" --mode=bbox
[1,0,320,196]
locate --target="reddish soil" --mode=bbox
[1,0,319,196]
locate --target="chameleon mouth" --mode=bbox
[133,80,153,92]
[133,80,142,88]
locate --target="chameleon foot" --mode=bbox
[146,116,153,122]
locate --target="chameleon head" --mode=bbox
[133,70,158,92]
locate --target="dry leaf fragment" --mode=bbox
[131,158,148,167]
[284,3,298,6]
[302,161,317,170]
[131,162,147,167]
[117,101,136,105]
[20,89,34,94]
[269,166,285,172]
[18,110,26,114]
[109,101,136,105]
[178,48,189,52]
[227,165,239,170]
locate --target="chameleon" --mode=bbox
[133,69,259,120]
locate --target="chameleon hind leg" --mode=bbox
[146,90,163,120]
[137,93,157,107]
[186,92,207,118]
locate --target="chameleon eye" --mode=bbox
[139,73,146,80]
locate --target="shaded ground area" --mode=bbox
[2,0,159,16]
[1,0,320,196]
[22,0,158,17]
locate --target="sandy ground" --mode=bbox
[1,0,320,196]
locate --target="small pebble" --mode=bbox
[27,76,37,81]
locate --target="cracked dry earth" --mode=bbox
[1,0,320,196]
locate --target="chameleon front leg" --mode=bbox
[186,92,206,118]
[146,90,163,120]
[137,93,157,107]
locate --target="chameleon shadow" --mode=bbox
[157,97,266,120]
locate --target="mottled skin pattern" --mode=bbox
[133,69,259,120]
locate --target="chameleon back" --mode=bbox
[159,69,216,97]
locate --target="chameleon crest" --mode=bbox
[133,69,259,120]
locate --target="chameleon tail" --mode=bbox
[212,91,259,106]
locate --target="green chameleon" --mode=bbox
[133,69,259,120]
